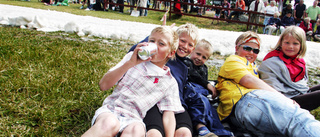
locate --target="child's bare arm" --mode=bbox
[99,43,150,91]
[163,111,175,137]
[207,83,218,98]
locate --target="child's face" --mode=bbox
[236,42,259,63]
[286,13,292,18]
[280,34,301,57]
[176,32,196,58]
[148,31,174,67]
[190,46,211,66]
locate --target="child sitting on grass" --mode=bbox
[183,39,232,137]
[81,26,184,137]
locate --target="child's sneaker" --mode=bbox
[198,126,218,137]
[80,5,84,9]
[198,132,218,137]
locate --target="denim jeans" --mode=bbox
[230,90,320,137]
[184,82,232,136]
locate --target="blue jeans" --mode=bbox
[184,82,232,136]
[230,90,320,137]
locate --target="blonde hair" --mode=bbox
[150,26,179,59]
[176,23,199,46]
[272,26,306,58]
[270,0,276,5]
[235,31,261,47]
[196,39,214,57]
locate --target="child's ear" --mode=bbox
[168,50,176,58]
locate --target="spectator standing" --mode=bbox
[80,0,88,9]
[306,0,320,30]
[221,0,231,20]
[293,0,306,25]
[117,0,124,13]
[265,12,281,35]
[263,0,279,33]
[138,0,149,16]
[280,12,295,34]
[249,0,265,32]
[182,0,189,13]
[281,3,293,17]
[244,0,253,10]
[189,0,195,13]
[299,17,313,40]
[130,0,137,14]
[197,0,206,16]
[228,0,246,20]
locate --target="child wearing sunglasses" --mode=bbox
[258,26,320,111]
[215,31,320,136]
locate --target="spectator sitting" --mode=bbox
[313,19,320,41]
[280,11,295,34]
[228,0,246,21]
[299,17,313,40]
[265,12,281,35]
[221,0,231,19]
[263,0,278,33]
[213,4,222,24]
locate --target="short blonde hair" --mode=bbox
[150,26,179,59]
[272,26,306,58]
[176,23,199,46]
[196,39,214,57]
[235,31,261,47]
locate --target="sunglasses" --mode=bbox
[241,45,260,54]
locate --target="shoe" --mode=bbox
[198,132,218,137]
[85,8,90,11]
[80,5,84,9]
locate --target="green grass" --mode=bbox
[0,26,136,136]
[1,1,320,136]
